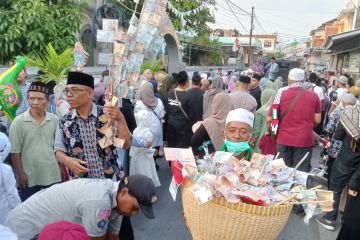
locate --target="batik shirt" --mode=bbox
[325,107,344,158]
[55,104,120,180]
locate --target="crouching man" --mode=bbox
[5,174,157,240]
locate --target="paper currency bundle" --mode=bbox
[184,152,333,220]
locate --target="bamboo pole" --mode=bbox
[286,200,334,205]
[274,185,325,206]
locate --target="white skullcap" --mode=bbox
[226,108,254,128]
[201,73,207,80]
[288,68,305,81]
[0,133,11,163]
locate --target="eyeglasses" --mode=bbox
[63,88,88,95]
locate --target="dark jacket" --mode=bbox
[330,122,360,191]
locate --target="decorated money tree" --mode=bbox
[95,0,184,149]
[0,56,26,121]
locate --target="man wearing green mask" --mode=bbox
[220,108,255,160]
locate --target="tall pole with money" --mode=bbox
[96,0,169,149]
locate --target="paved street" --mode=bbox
[132,147,340,240]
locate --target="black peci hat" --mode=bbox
[67,71,94,89]
[28,81,49,95]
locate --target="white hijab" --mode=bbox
[0,133,11,163]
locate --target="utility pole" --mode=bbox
[248,6,254,64]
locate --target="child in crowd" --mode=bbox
[258,132,277,156]
[0,133,21,224]
[130,110,160,187]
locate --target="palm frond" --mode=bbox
[25,43,74,84]
[140,59,164,75]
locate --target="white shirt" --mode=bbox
[134,100,165,147]
[0,163,21,224]
[313,86,325,101]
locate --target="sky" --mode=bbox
[212,0,349,44]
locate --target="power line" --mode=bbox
[256,7,339,14]
[222,0,249,33]
[278,32,309,38]
[254,13,267,34]
[256,9,313,27]
[255,15,311,34]
[212,21,233,30]
[213,11,249,30]
[226,0,250,15]
[216,1,249,16]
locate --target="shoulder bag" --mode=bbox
[174,89,189,120]
[280,88,305,122]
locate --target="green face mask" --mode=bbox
[224,139,251,156]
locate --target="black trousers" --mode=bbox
[326,156,336,187]
[167,119,191,148]
[276,144,313,172]
[337,193,360,240]
[119,216,134,240]
[325,165,355,221]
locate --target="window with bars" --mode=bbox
[263,40,272,48]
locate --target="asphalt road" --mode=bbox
[132,147,340,240]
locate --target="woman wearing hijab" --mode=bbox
[259,77,269,91]
[253,87,276,145]
[253,78,284,155]
[202,76,224,119]
[251,59,265,76]
[159,74,176,103]
[150,79,164,103]
[134,82,166,158]
[159,74,176,145]
[191,93,233,157]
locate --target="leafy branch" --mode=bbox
[25,43,73,84]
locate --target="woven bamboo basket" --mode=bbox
[182,179,293,240]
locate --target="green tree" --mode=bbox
[274,52,285,58]
[116,0,215,35]
[290,40,299,48]
[0,0,86,64]
[140,59,164,74]
[184,34,222,65]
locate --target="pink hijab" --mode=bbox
[202,76,224,119]
[202,92,233,150]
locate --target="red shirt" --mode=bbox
[268,87,321,147]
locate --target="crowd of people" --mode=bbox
[0,57,359,240]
